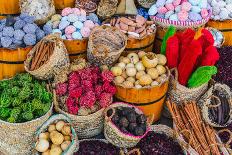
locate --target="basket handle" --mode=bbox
[218,129,232,148]
[206,95,221,108]
[104,106,116,122]
[126,148,141,155]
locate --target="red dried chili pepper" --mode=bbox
[166,34,180,69]
[199,45,220,66]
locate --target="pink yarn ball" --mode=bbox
[65,25,76,34]
[62,7,73,16]
[178,11,188,21]
[72,8,81,15]
[181,2,192,11]
[80,9,86,17]
[84,20,95,29]
[157,7,168,14]
[65,34,73,39]
[80,27,91,38]
[173,0,181,6]
[165,3,174,11]
[201,9,208,19]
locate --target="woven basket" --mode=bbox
[104,102,150,148]
[137,0,156,8]
[0,103,53,155]
[87,25,127,66]
[97,0,118,19]
[24,34,70,80]
[218,129,232,154]
[150,9,212,30]
[206,27,225,48]
[34,114,79,155]
[53,90,104,139]
[199,83,232,128]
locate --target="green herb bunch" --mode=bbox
[0,73,52,123]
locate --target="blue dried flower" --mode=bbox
[0,19,6,25]
[20,13,35,24]
[8,44,18,49]
[35,28,45,41]
[13,29,25,41]
[12,38,23,46]
[0,32,2,38]
[14,19,26,30]
[23,23,37,34]
[0,23,4,31]
[43,24,52,35]
[2,26,14,37]
[23,33,36,46]
[1,36,13,48]
[87,13,99,23]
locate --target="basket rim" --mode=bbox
[104,102,150,139]
[0,46,33,51]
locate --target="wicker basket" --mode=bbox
[199,83,232,128]
[34,114,79,155]
[218,129,232,154]
[104,102,150,148]
[53,90,104,139]
[0,104,53,155]
[24,34,70,80]
[137,0,156,9]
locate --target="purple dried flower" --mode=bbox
[13,29,25,41]
[23,23,37,34]
[1,37,13,48]
[2,27,14,37]
[14,19,26,30]
[23,33,36,46]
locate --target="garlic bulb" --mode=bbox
[111,66,123,76]
[50,147,62,155]
[135,62,145,71]
[50,131,64,145]
[135,84,142,89]
[35,139,50,152]
[61,125,71,136]
[126,63,135,68]
[56,121,65,132]
[126,67,137,77]
[119,56,125,62]
[114,76,125,85]
[142,52,158,68]
[122,81,134,88]
[138,51,146,59]
[121,71,128,79]
[127,77,136,83]
[147,68,159,79]
[157,54,167,65]
[51,144,60,149]
[136,71,146,79]
[127,53,139,64]
[48,124,56,133]
[42,150,50,155]
[135,80,140,85]
[61,141,71,151]
[117,62,126,69]
[139,74,153,86]
[156,65,166,75]
[121,57,130,64]
[39,132,50,140]
[151,81,159,86]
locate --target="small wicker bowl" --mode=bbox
[104,102,151,148]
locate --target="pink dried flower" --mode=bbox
[102,82,117,95]
[79,91,96,108]
[78,68,92,80]
[69,87,82,98]
[55,83,68,96]
[99,93,112,108]
[101,70,114,82]
[66,97,79,115]
[95,85,103,99]
[81,80,93,90]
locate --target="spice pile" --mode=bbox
[0,14,46,48]
[29,38,54,71]
[167,100,221,155]
[106,107,148,136]
[0,73,52,123]
[55,65,116,116]
[112,52,168,88]
[35,120,72,154]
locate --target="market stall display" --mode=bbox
[0,0,20,19]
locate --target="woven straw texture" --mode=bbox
[97,0,117,19]
[199,83,232,128]
[104,102,149,148]
[0,103,53,155]
[53,91,104,139]
[34,114,79,155]
[87,25,127,66]
[150,9,212,30]
[137,0,156,8]
[25,34,70,80]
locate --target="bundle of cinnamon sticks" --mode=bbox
[166,100,221,155]
[29,39,55,71]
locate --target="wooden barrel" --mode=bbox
[206,20,232,46]
[53,0,75,10]
[0,0,20,19]
[0,47,32,80]
[125,33,155,53]
[63,39,87,61]
[115,81,169,122]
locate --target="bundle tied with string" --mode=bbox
[199,83,232,128]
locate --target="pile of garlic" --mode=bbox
[35,120,72,155]
[111,51,168,89]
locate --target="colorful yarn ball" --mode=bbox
[173,0,181,6]
[84,20,95,29]
[73,21,84,29]
[52,29,62,34]
[212,7,220,16]
[157,7,168,14]
[72,8,81,15]
[95,23,100,27]
[80,27,91,38]
[72,31,82,40]
[51,14,62,22]
[201,9,209,19]
[79,15,87,22]
[165,0,174,4]
[61,16,68,21]
[13,29,25,40]
[2,27,14,37]
[169,14,178,21]
[61,35,67,40]
[62,7,73,16]
[156,0,166,7]
[80,9,87,17]
[14,20,26,30]
[181,2,192,11]
[219,10,229,20]
[65,25,76,34]
[59,20,70,30]
[148,5,158,15]
[52,21,60,29]
[1,36,12,47]
[178,11,188,21]
[156,13,165,18]
[175,5,182,12]
[24,33,36,46]
[87,13,99,23]
[43,24,52,35]
[189,11,202,21]
[165,3,174,11]
[218,1,226,8]
[199,0,207,8]
[35,29,45,41]
[67,14,79,23]
[191,6,201,13]
[189,0,200,6]
[165,10,174,19]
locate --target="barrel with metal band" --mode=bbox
[0,0,20,19]
[0,47,32,80]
